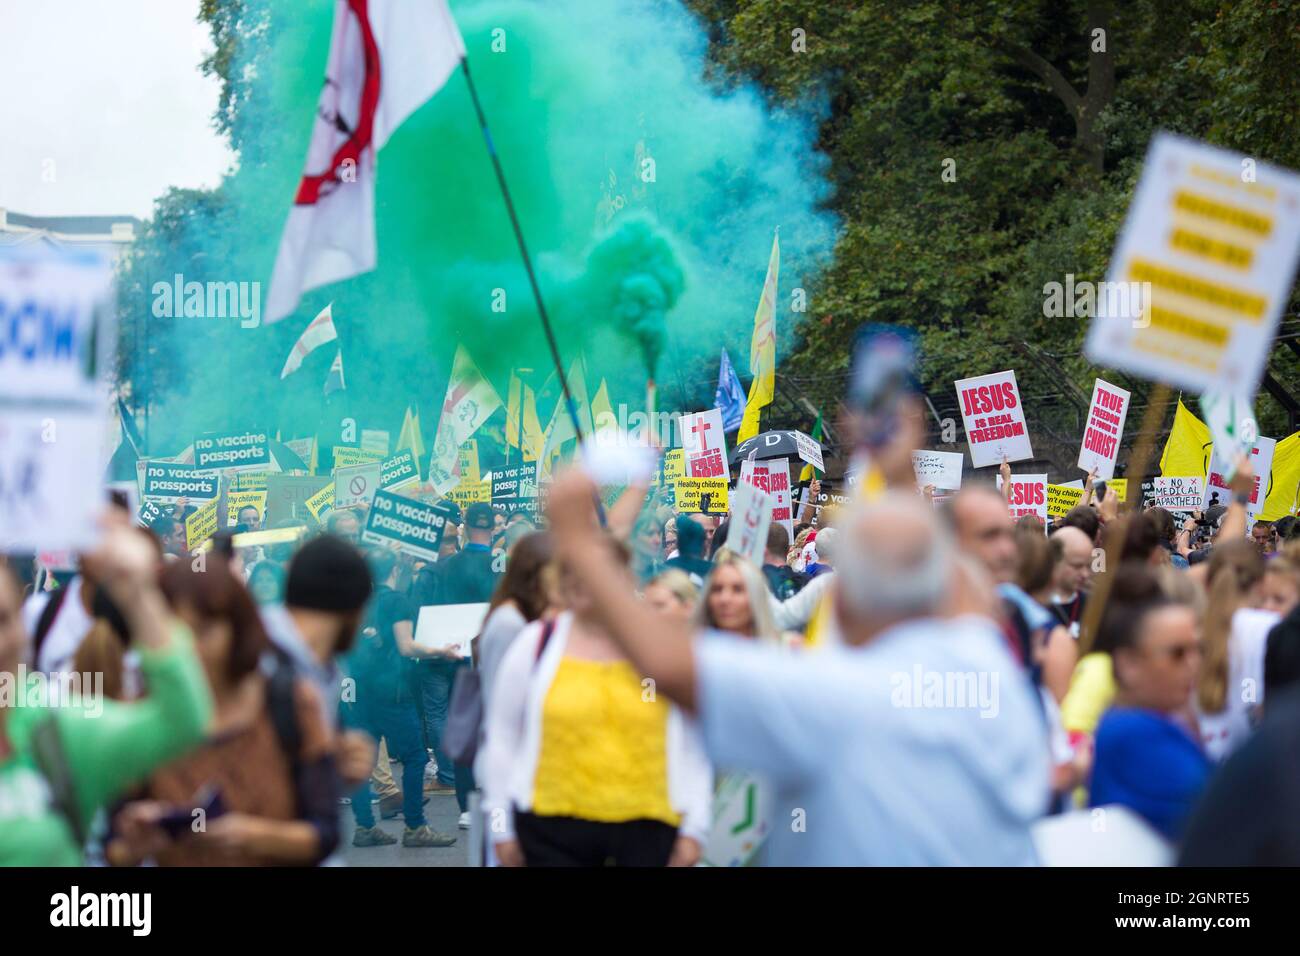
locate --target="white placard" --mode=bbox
[334,461,381,509]
[1084,132,1300,394]
[0,248,114,552]
[1077,379,1131,480]
[679,408,729,479]
[726,481,774,566]
[1202,437,1275,522]
[794,432,824,472]
[911,449,964,491]
[1152,476,1205,511]
[954,370,1033,468]
[414,603,488,658]
[361,429,390,457]
[997,473,1049,523]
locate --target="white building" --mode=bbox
[0,207,139,265]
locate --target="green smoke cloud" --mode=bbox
[121,0,837,456]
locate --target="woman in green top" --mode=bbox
[0,518,213,866]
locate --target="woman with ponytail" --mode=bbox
[1195,539,1277,762]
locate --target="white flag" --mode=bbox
[264,0,465,324]
[429,347,503,494]
[280,303,338,378]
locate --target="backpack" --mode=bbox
[32,585,70,670]
[347,587,412,704]
[442,617,555,767]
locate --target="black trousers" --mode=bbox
[514,810,678,867]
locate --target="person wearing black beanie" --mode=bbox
[260,534,376,796]
[286,534,374,619]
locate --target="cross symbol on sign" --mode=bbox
[691,418,712,448]
[350,476,367,496]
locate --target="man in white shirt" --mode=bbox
[546,478,1050,865]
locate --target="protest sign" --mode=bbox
[195,429,271,471]
[1108,478,1129,503]
[226,490,268,525]
[998,474,1049,523]
[361,429,390,457]
[742,457,794,538]
[492,466,538,502]
[138,499,166,529]
[333,445,384,470]
[675,477,729,515]
[1152,476,1205,511]
[265,474,331,525]
[658,449,685,507]
[794,432,824,472]
[911,449,964,491]
[142,461,220,503]
[1046,484,1085,520]
[185,498,220,551]
[379,449,420,491]
[1078,379,1131,480]
[1085,132,1300,394]
[284,437,317,473]
[415,604,487,658]
[304,484,334,521]
[954,370,1033,468]
[1203,437,1275,520]
[726,481,773,565]
[334,461,382,510]
[680,409,729,478]
[232,470,272,491]
[0,248,114,552]
[362,489,448,561]
[447,475,491,507]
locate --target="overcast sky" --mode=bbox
[0,0,233,219]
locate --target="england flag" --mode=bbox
[265,0,465,324]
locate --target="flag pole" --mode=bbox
[459,57,585,448]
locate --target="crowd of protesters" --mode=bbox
[3,401,1300,867]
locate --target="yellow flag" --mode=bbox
[521,384,544,463]
[396,405,424,462]
[591,379,615,432]
[737,230,780,443]
[1261,431,1300,520]
[1159,400,1213,478]
[505,373,522,449]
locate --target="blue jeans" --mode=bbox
[418,659,475,812]
[348,696,428,829]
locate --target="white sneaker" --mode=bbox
[458,812,471,830]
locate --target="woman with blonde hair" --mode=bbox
[1195,539,1277,761]
[644,569,699,622]
[693,552,782,866]
[694,552,779,643]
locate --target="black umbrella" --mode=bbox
[728,429,821,467]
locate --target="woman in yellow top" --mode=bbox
[480,540,712,867]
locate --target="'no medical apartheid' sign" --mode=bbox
[362,489,448,561]
[955,370,1033,468]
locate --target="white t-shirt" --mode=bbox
[22,578,93,675]
[1196,606,1279,762]
[694,614,1050,865]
